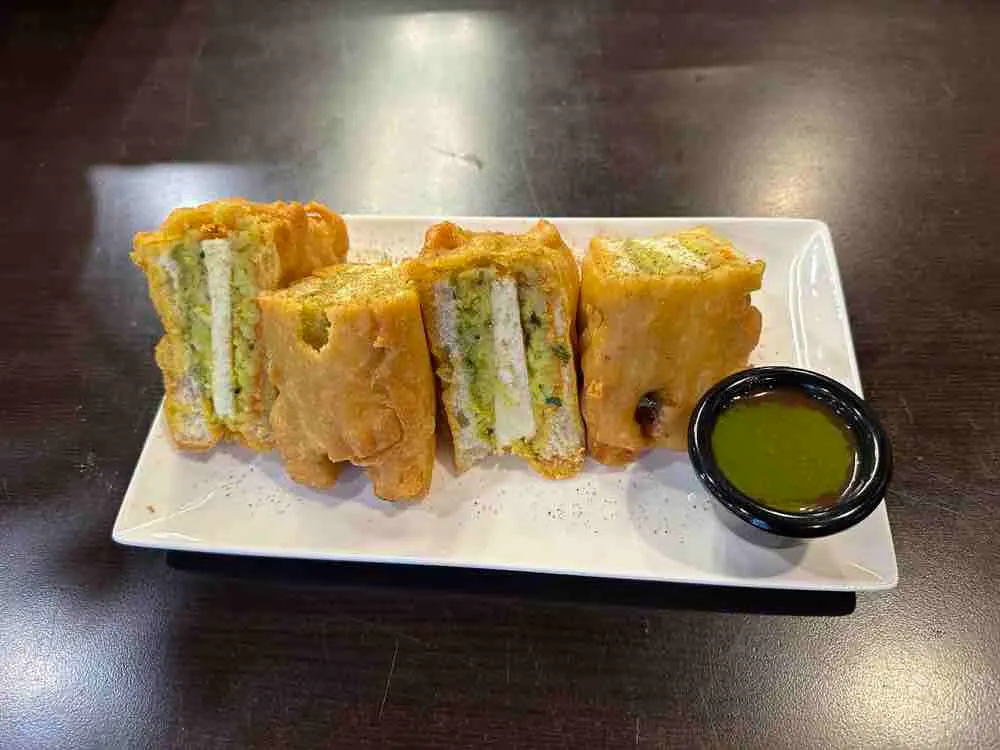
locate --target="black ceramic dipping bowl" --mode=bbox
[688,366,892,538]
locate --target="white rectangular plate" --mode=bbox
[114,216,897,591]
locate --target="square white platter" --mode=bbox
[113,216,897,591]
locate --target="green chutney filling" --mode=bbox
[298,293,334,351]
[171,236,213,394]
[454,268,497,447]
[287,279,339,351]
[618,236,710,274]
[518,284,565,452]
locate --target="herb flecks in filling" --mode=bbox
[518,284,570,453]
[614,236,710,274]
[230,231,262,418]
[171,239,213,394]
[454,268,497,447]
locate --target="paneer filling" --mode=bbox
[203,238,234,419]
[490,277,536,448]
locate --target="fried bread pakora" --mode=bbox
[132,199,348,450]
[259,264,436,500]
[579,227,764,464]
[405,220,584,478]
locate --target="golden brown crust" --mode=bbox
[259,265,436,501]
[134,198,348,289]
[131,198,348,451]
[417,220,580,323]
[154,336,224,450]
[406,220,584,478]
[131,231,226,448]
[523,452,583,479]
[579,227,764,463]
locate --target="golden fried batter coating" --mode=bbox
[132,198,348,451]
[420,220,580,331]
[579,227,764,464]
[259,264,436,500]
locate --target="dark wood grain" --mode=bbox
[2,0,999,747]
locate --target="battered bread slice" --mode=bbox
[579,226,765,464]
[406,220,584,478]
[258,264,436,500]
[132,199,348,450]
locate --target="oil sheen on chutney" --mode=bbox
[709,388,858,513]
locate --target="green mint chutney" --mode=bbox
[710,389,857,513]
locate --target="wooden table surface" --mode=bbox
[3,1,999,747]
